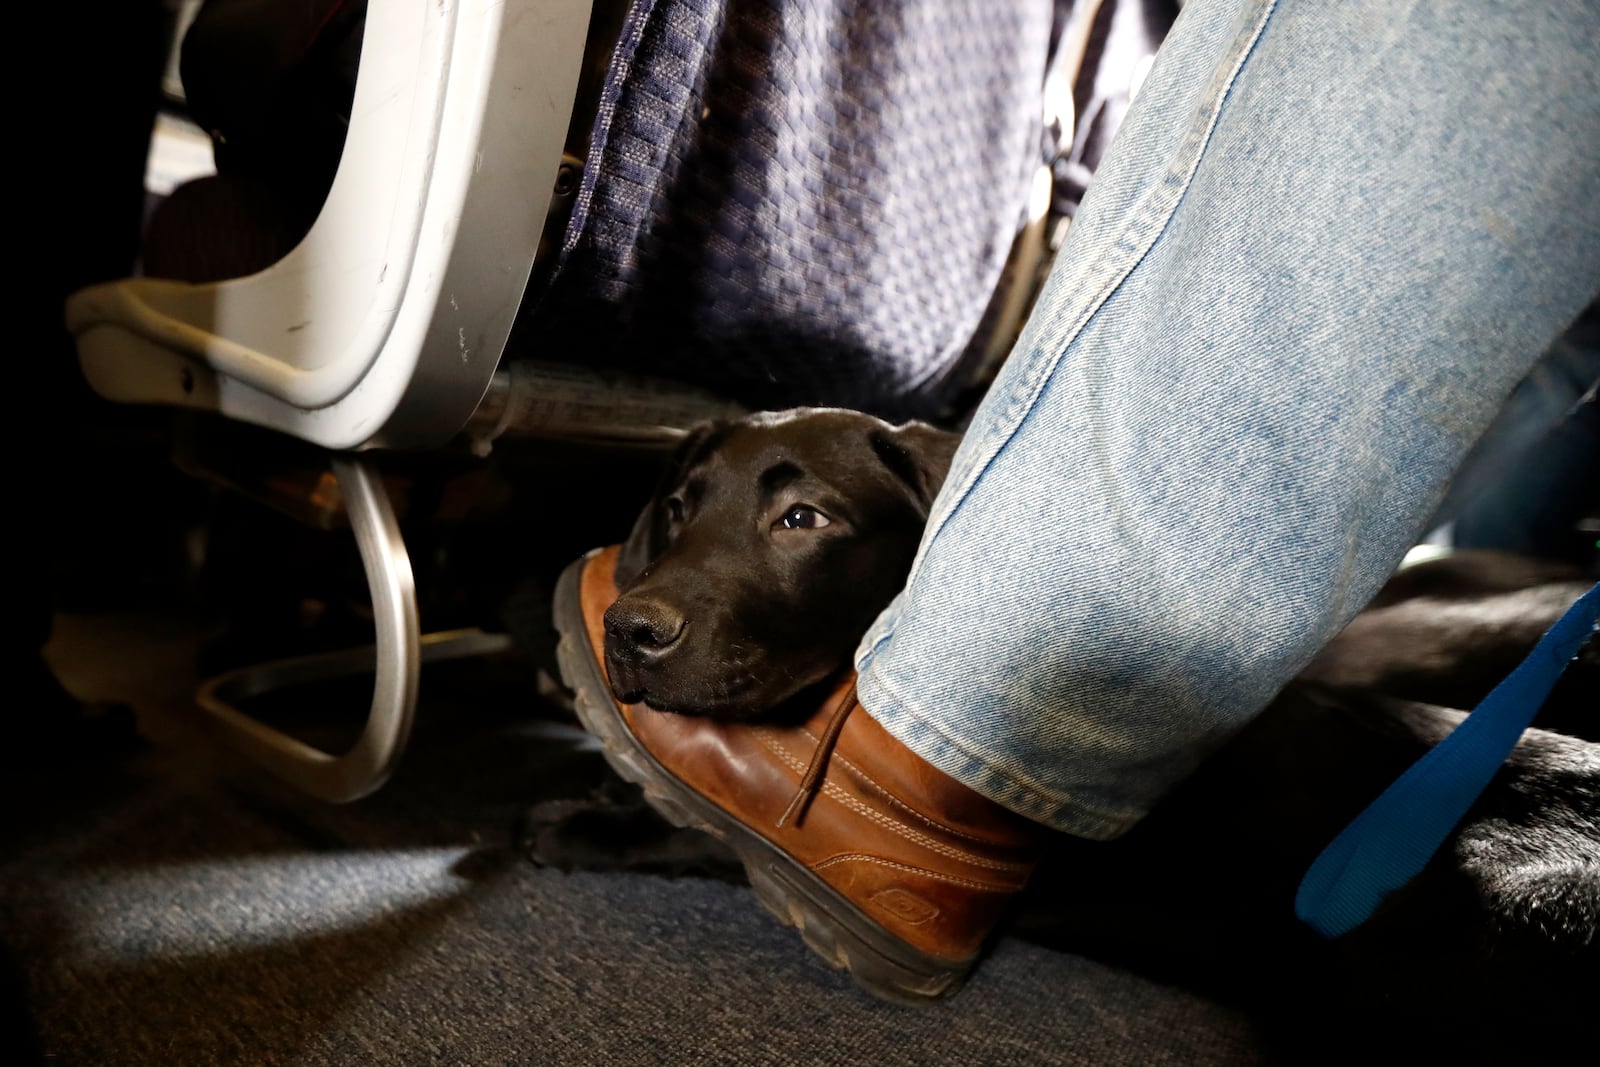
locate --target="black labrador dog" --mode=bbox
[540,407,1598,1059]
[600,409,956,717]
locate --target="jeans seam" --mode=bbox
[862,0,1281,831]
[904,0,1281,591]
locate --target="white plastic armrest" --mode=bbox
[67,0,593,451]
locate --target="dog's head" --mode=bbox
[603,408,959,719]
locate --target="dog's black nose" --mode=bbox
[604,598,687,662]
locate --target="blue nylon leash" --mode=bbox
[1295,580,1600,939]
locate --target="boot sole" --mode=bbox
[553,554,972,1005]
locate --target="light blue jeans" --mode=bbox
[854,0,1600,839]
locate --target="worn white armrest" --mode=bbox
[67,0,593,450]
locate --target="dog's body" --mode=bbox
[536,407,1598,1058]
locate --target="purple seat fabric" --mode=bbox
[514,0,1058,420]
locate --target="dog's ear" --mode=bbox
[614,421,727,589]
[867,420,961,516]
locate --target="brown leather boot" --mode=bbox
[553,546,1040,1004]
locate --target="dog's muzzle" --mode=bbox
[602,596,687,701]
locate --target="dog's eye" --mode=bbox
[664,496,686,524]
[776,505,830,530]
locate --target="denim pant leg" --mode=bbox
[854,0,1600,839]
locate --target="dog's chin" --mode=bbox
[611,684,764,720]
[610,666,837,722]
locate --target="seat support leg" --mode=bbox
[195,455,510,802]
